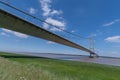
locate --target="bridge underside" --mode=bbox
[0,8,97,56]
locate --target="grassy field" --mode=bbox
[0,52,120,80]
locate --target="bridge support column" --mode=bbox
[89,53,99,58]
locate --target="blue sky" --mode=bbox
[0,0,120,57]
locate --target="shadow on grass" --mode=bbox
[0,55,49,59]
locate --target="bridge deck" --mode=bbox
[0,8,96,55]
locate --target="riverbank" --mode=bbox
[0,52,120,80]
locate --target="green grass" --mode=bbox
[0,52,120,80]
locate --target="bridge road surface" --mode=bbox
[17,52,120,67]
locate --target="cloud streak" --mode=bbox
[45,18,65,31]
[29,7,37,14]
[47,41,56,44]
[105,36,120,43]
[2,28,29,39]
[0,32,10,37]
[51,10,62,15]
[103,19,120,27]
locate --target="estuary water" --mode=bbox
[17,52,120,67]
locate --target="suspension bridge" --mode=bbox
[0,1,98,58]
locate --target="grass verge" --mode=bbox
[0,52,120,80]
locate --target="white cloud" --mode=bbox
[2,28,29,39]
[2,28,13,33]
[49,27,61,31]
[29,7,37,14]
[47,41,56,44]
[40,0,62,16]
[103,22,115,27]
[40,0,52,16]
[45,18,66,31]
[13,32,29,38]
[105,36,120,43]
[46,18,65,27]
[43,23,49,29]
[40,0,66,32]
[51,10,62,15]
[0,32,10,37]
[103,19,120,27]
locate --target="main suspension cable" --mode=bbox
[0,0,91,40]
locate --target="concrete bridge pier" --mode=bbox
[89,53,99,58]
